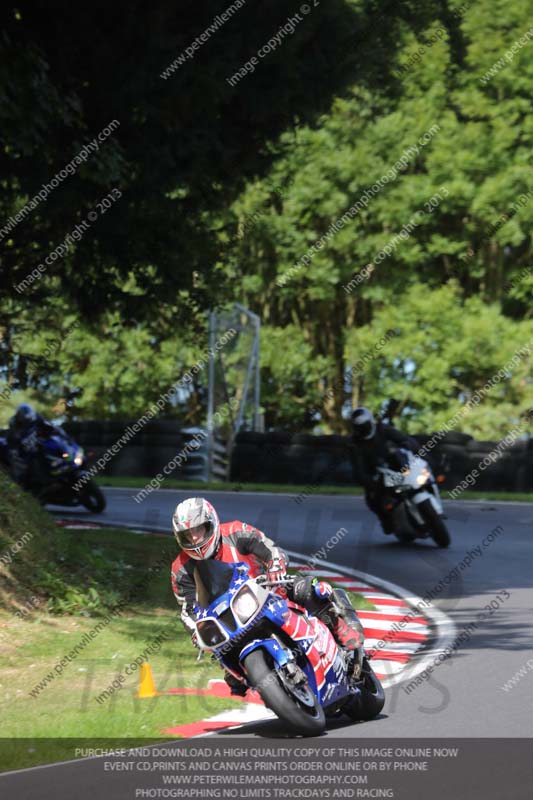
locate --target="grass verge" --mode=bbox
[1,523,237,766]
[97,475,364,495]
[96,475,533,502]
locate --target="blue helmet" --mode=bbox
[13,403,37,430]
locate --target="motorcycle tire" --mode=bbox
[418,499,451,548]
[390,505,416,542]
[243,649,325,736]
[345,656,385,721]
[394,532,417,543]
[80,481,106,513]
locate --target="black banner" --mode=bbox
[0,738,531,800]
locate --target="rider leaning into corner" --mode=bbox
[6,403,59,489]
[350,407,420,536]
[171,497,365,695]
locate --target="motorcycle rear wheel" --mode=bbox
[243,649,325,736]
[344,657,385,721]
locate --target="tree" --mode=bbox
[345,282,533,438]
[0,0,421,323]
[0,298,207,424]
[221,0,533,433]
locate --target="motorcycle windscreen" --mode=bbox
[194,560,236,607]
[42,435,66,455]
[387,447,410,471]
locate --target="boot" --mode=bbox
[318,588,365,652]
[330,612,364,651]
[224,670,247,697]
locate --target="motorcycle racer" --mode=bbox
[351,407,420,535]
[6,403,59,489]
[171,497,364,695]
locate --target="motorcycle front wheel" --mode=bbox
[394,530,417,543]
[390,506,417,542]
[243,649,325,736]
[418,499,451,547]
[80,480,106,513]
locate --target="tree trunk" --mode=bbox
[317,292,346,433]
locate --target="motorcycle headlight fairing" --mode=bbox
[416,468,431,485]
[196,618,229,649]
[232,585,260,625]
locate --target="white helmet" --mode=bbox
[172,497,221,560]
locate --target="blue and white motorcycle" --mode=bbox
[193,560,385,736]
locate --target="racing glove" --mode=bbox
[265,557,287,584]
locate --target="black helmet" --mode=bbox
[351,407,376,441]
[13,403,37,430]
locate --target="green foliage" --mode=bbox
[220,0,533,434]
[1,0,418,322]
[346,282,533,438]
[0,296,209,421]
[1,0,531,437]
[54,315,198,420]
[260,325,332,429]
[41,581,119,616]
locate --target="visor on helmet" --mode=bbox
[176,522,212,550]
[353,419,374,439]
[351,408,376,440]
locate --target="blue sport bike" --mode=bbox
[0,427,106,512]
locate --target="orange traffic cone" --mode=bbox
[137,662,159,698]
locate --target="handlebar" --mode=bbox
[256,574,295,588]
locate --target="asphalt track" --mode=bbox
[53,487,533,738]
